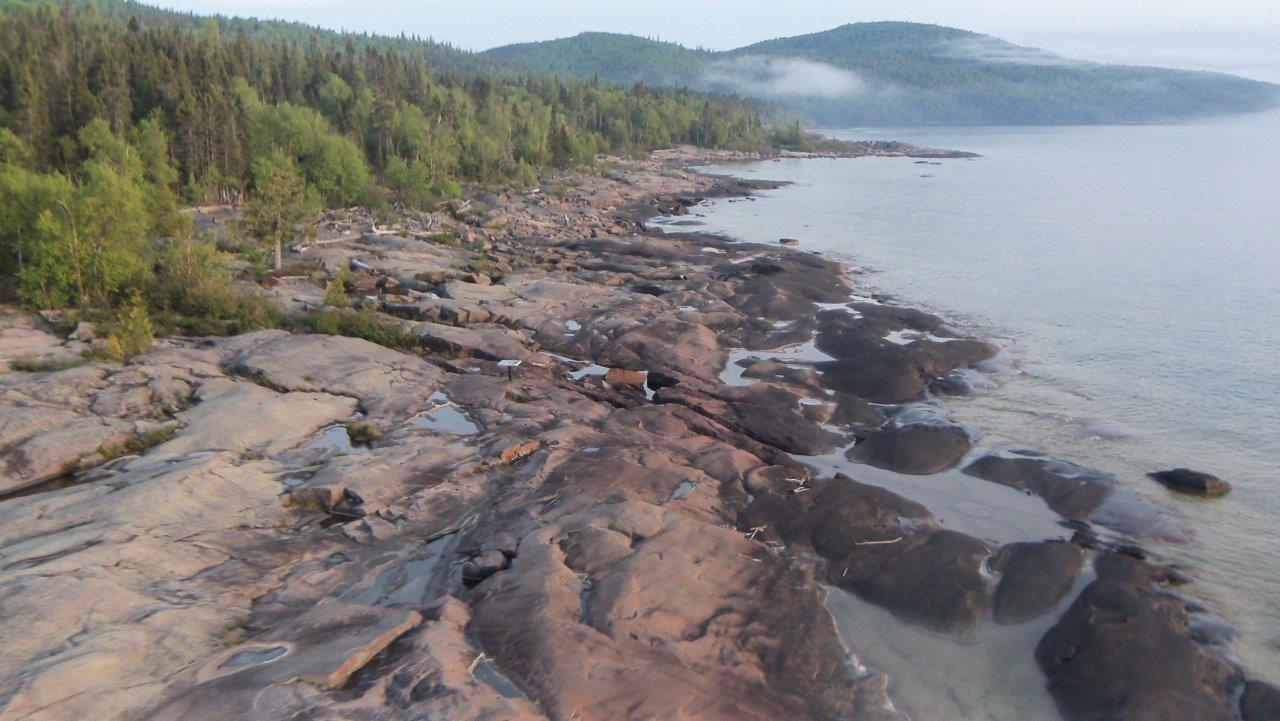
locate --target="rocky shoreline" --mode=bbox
[0,145,1274,721]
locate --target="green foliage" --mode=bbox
[8,355,87,372]
[323,270,354,308]
[0,0,775,345]
[96,293,155,361]
[344,421,381,446]
[295,309,416,351]
[150,237,279,334]
[238,150,319,271]
[0,1,770,210]
[0,118,191,307]
[245,98,370,206]
[100,425,177,460]
[0,127,31,167]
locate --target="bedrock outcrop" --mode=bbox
[0,150,1265,721]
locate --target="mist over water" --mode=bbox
[693,111,1280,682]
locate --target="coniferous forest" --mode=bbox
[0,0,774,335]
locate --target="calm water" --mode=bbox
[692,112,1280,683]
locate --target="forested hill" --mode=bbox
[0,0,773,325]
[0,0,769,199]
[44,0,499,76]
[486,22,1280,125]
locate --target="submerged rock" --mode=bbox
[991,541,1084,624]
[1242,680,1280,721]
[1036,554,1243,721]
[848,423,971,475]
[1148,468,1233,497]
[798,479,994,639]
[963,452,1114,520]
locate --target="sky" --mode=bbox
[154,0,1280,82]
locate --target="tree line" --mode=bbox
[0,1,775,355]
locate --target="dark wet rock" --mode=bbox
[721,385,842,456]
[797,479,993,638]
[631,283,665,296]
[722,252,851,321]
[812,308,996,403]
[991,541,1084,624]
[963,453,1115,520]
[462,549,511,586]
[815,351,930,404]
[1242,680,1280,721]
[1036,554,1243,721]
[848,423,971,475]
[658,384,841,456]
[1148,468,1232,497]
[830,395,885,428]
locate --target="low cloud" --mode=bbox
[703,55,867,98]
[942,36,1091,67]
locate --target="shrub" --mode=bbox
[96,294,155,361]
[323,270,355,308]
[150,238,280,335]
[295,309,416,351]
[8,355,87,372]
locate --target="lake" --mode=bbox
[689,111,1280,686]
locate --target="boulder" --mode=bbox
[1148,468,1232,497]
[1036,554,1243,721]
[848,423,971,475]
[963,453,1115,520]
[1242,681,1280,721]
[991,541,1084,623]
[801,479,994,638]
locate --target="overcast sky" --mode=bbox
[154,0,1280,82]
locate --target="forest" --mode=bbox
[0,1,777,354]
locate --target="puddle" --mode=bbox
[815,302,864,318]
[720,341,837,387]
[220,644,289,669]
[796,446,1068,546]
[827,567,1092,721]
[568,363,610,381]
[411,392,479,436]
[347,533,459,607]
[667,481,696,502]
[473,657,529,699]
[309,425,370,455]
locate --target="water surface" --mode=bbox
[690,112,1280,681]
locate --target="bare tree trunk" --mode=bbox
[274,240,283,271]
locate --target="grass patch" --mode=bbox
[345,421,382,446]
[8,355,87,372]
[291,309,417,352]
[100,425,177,461]
[422,232,460,247]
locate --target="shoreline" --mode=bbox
[0,146,1275,721]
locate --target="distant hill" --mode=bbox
[485,22,1280,125]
